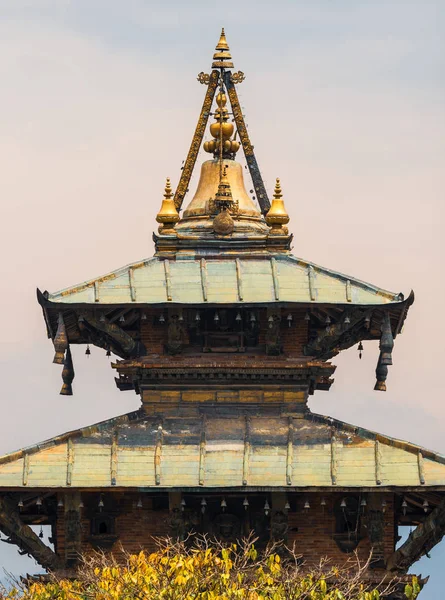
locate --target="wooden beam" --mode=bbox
[331,430,338,485]
[346,279,352,302]
[243,416,251,486]
[129,267,136,302]
[308,266,316,301]
[111,430,118,486]
[0,495,62,571]
[375,440,382,485]
[387,498,445,572]
[164,260,172,302]
[286,417,294,485]
[199,416,206,486]
[22,454,29,487]
[155,424,163,485]
[418,451,426,485]
[66,438,74,486]
[200,258,208,302]
[271,258,280,301]
[235,258,243,301]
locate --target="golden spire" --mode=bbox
[203,92,240,157]
[212,27,234,69]
[156,178,179,234]
[265,178,290,235]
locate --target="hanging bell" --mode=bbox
[344,315,351,324]
[287,314,293,327]
[381,499,387,513]
[181,498,186,511]
[18,498,24,509]
[320,498,327,507]
[284,501,290,512]
[98,495,104,509]
[340,498,347,509]
[236,312,242,322]
[358,341,363,359]
[79,499,84,509]
[39,526,44,539]
[304,311,311,321]
[423,500,429,513]
[137,497,143,509]
[100,313,106,323]
[195,312,201,322]
[141,312,147,321]
[264,500,270,515]
[304,500,310,510]
[85,344,91,357]
[214,312,220,323]
[36,497,43,507]
[159,314,165,323]
[106,347,111,358]
[201,498,207,514]
[221,498,227,511]
[243,497,249,510]
[402,499,408,516]
[119,314,125,323]
[57,497,64,508]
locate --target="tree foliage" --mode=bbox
[0,538,421,600]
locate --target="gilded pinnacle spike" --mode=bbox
[164,177,173,199]
[265,177,289,234]
[215,28,230,51]
[212,27,233,68]
[274,178,283,199]
[156,177,179,233]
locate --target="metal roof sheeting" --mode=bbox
[0,412,443,490]
[45,255,402,306]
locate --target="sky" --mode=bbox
[0,0,444,595]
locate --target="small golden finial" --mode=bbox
[265,178,290,235]
[215,28,230,51]
[156,177,179,235]
[212,28,234,69]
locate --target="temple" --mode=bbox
[0,30,444,596]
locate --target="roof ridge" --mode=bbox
[307,411,445,464]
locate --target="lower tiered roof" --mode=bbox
[0,410,443,491]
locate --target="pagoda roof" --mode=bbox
[40,254,405,308]
[1,409,443,491]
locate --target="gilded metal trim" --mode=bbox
[173,70,220,210]
[224,70,271,214]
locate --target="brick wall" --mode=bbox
[140,309,166,354]
[55,492,395,572]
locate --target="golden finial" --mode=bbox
[203,91,240,156]
[265,178,290,235]
[212,28,234,69]
[156,177,179,234]
[215,28,230,51]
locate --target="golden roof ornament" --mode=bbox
[156,178,179,234]
[212,165,237,235]
[265,178,290,235]
[212,27,234,69]
[203,92,240,158]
